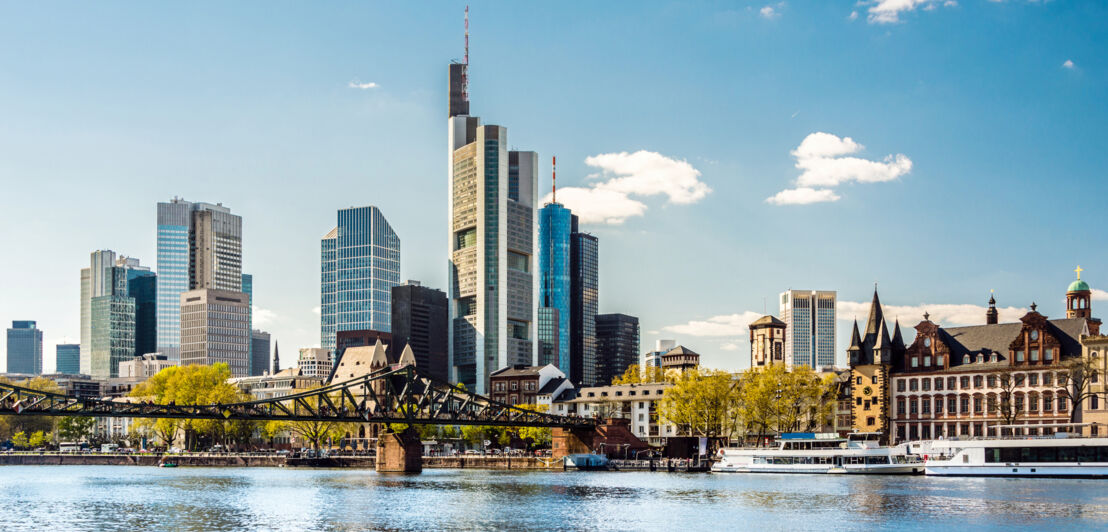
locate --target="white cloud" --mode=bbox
[849,10,859,20]
[765,187,841,205]
[1063,59,1075,69]
[252,306,277,327]
[837,300,1027,327]
[760,5,779,19]
[1092,289,1108,301]
[543,150,710,225]
[663,311,763,337]
[767,132,911,206]
[865,0,954,24]
[348,80,379,89]
[721,342,741,352]
[311,306,321,316]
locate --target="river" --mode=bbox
[1,466,1106,531]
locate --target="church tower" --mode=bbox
[986,293,998,325]
[1066,266,1092,319]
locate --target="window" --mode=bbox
[948,377,957,390]
[1028,373,1038,386]
[864,400,871,411]
[897,399,905,415]
[872,376,878,385]
[987,375,997,388]
[963,354,970,364]
[960,397,969,413]
[961,376,970,389]
[922,399,931,414]
[1093,396,1101,410]
[897,380,906,392]
[948,397,957,413]
[922,379,931,392]
[867,417,875,426]
[1031,330,1039,341]
[924,356,932,366]
[856,376,862,385]
[1016,350,1025,362]
[511,381,518,390]
[910,400,918,415]
[974,397,983,413]
[1044,373,1053,386]
[1030,349,1039,362]
[937,355,945,366]
[936,399,944,414]
[935,378,944,391]
[1094,372,1100,384]
[974,376,983,388]
[912,357,919,368]
[1044,396,1053,411]
[856,397,862,406]
[1045,348,1054,361]
[909,379,918,392]
[987,396,997,412]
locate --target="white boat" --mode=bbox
[711,432,923,474]
[924,425,1108,478]
[564,453,609,471]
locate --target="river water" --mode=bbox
[1,466,1106,531]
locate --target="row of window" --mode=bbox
[896,394,1068,416]
[896,371,1082,392]
[492,381,537,392]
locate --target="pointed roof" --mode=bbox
[874,319,891,350]
[864,289,885,337]
[891,319,905,349]
[397,344,416,367]
[750,315,787,329]
[847,320,863,352]
[370,338,389,368]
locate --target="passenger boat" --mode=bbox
[924,425,1108,478]
[564,453,610,471]
[711,432,923,474]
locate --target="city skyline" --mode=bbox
[1,2,1107,374]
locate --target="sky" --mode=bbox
[1,1,1106,373]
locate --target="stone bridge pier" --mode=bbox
[552,418,648,462]
[376,427,422,473]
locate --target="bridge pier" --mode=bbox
[375,427,422,473]
[551,427,594,462]
[552,419,650,463]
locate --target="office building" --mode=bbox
[118,353,176,380]
[126,260,157,358]
[447,57,538,394]
[56,343,80,375]
[6,321,42,374]
[391,281,449,382]
[570,216,598,386]
[297,348,333,379]
[251,329,270,376]
[780,289,837,369]
[320,206,400,352]
[157,199,244,362]
[538,202,572,375]
[81,251,156,378]
[594,313,640,386]
[179,288,250,376]
[242,273,256,374]
[643,339,676,369]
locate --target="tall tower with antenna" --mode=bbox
[448,6,470,118]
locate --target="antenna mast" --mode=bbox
[552,156,557,203]
[463,5,469,101]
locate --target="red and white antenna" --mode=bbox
[552,156,557,204]
[463,5,469,101]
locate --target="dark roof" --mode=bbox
[538,377,567,394]
[663,346,699,357]
[750,315,786,328]
[490,365,544,378]
[940,317,1089,362]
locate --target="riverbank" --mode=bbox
[0,452,560,469]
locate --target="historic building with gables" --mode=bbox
[847,289,906,437]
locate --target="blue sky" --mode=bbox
[1,1,1106,372]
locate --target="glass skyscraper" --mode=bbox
[320,206,400,352]
[90,265,135,378]
[779,289,837,369]
[570,216,599,386]
[6,321,42,374]
[56,343,80,375]
[156,198,243,362]
[538,202,572,375]
[81,250,153,377]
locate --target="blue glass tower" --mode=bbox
[538,202,572,375]
[56,344,80,375]
[6,321,43,374]
[127,267,157,357]
[320,206,400,352]
[156,200,191,362]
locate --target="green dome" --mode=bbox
[1068,279,1091,292]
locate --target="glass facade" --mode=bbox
[6,321,43,374]
[156,200,191,362]
[128,267,157,357]
[90,267,136,378]
[570,216,599,386]
[55,343,80,375]
[320,206,400,352]
[539,203,572,375]
[595,313,640,386]
[780,290,837,369]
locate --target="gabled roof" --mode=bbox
[538,377,568,395]
[490,365,545,378]
[750,315,786,328]
[663,345,699,357]
[938,317,1089,363]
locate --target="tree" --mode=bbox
[29,430,50,448]
[734,365,837,443]
[991,366,1022,430]
[514,404,552,448]
[0,376,62,441]
[657,368,740,441]
[280,387,357,450]
[58,416,97,442]
[1060,355,1100,424]
[130,364,258,450]
[10,431,30,449]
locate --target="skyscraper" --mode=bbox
[242,273,255,373]
[391,281,449,382]
[595,313,640,385]
[320,206,400,352]
[157,199,243,362]
[538,201,572,375]
[56,343,80,375]
[570,216,598,386]
[250,329,270,376]
[180,288,250,376]
[447,61,538,393]
[81,251,156,377]
[125,259,157,358]
[779,289,837,369]
[6,321,42,374]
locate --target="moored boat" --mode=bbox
[564,453,610,471]
[924,425,1108,478]
[711,432,923,474]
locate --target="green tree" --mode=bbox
[10,431,30,449]
[514,404,552,448]
[29,430,50,448]
[0,376,62,441]
[735,365,837,443]
[657,368,740,441]
[57,416,97,442]
[280,387,357,450]
[130,364,258,450]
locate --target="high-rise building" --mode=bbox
[570,216,598,386]
[242,273,255,373]
[595,313,640,386]
[779,290,837,369]
[157,199,243,362]
[538,202,572,375]
[179,288,250,376]
[126,260,157,358]
[643,339,677,369]
[447,59,538,394]
[320,206,400,353]
[6,321,42,374]
[250,329,270,376]
[56,343,80,375]
[391,281,449,382]
[297,348,333,379]
[81,251,156,378]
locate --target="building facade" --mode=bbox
[447,62,538,394]
[250,330,271,377]
[179,288,251,376]
[6,321,42,374]
[569,217,598,387]
[320,206,401,352]
[643,339,676,369]
[391,281,449,382]
[538,202,572,375]
[489,364,567,406]
[846,290,904,437]
[595,313,640,386]
[157,199,244,362]
[56,343,80,375]
[1080,333,1108,436]
[89,262,136,379]
[553,382,678,445]
[749,315,787,368]
[118,353,176,379]
[297,348,333,379]
[780,290,837,369]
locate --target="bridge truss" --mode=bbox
[0,365,594,429]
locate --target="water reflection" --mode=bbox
[1,467,1107,531]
